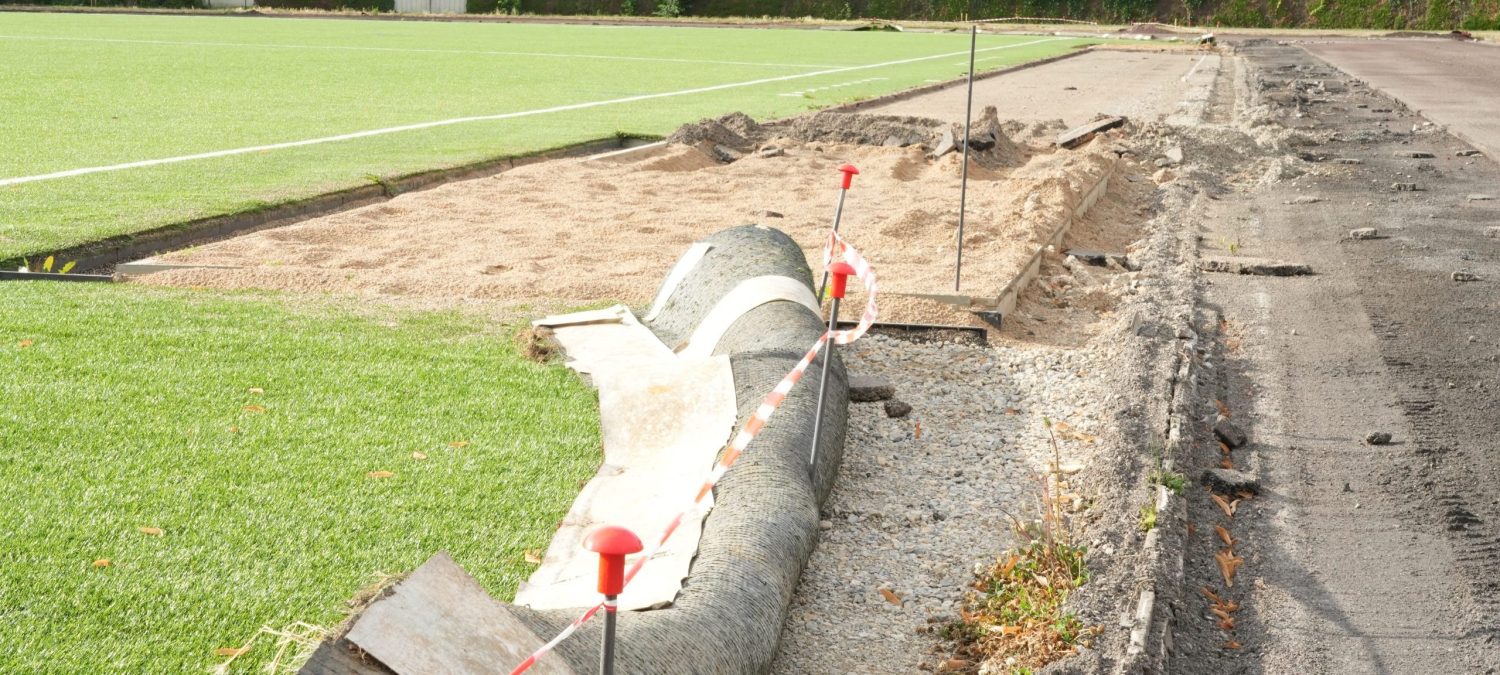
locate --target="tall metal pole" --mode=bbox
[954,24,978,292]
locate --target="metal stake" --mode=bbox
[809,296,841,478]
[600,596,618,675]
[816,189,848,301]
[955,24,978,292]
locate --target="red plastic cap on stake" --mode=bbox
[827,261,857,300]
[838,164,860,190]
[584,525,643,597]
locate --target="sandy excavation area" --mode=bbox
[137,110,1126,328]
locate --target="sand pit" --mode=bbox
[137,113,1125,331]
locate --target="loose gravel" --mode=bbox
[769,332,1123,673]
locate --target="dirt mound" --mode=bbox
[664,112,763,152]
[1383,30,1474,40]
[1117,22,1187,36]
[665,111,1025,169]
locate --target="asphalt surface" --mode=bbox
[1305,39,1500,158]
[1171,42,1500,674]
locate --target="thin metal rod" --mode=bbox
[809,297,841,478]
[816,189,848,302]
[955,24,978,292]
[600,597,618,675]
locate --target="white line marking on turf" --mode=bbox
[0,37,1064,188]
[1182,54,1210,82]
[0,34,841,70]
[780,77,888,97]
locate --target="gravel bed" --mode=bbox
[769,333,1120,674]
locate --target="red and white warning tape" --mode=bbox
[510,231,877,674]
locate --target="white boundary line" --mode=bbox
[0,37,1064,188]
[1182,54,1210,82]
[0,34,841,70]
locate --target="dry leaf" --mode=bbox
[1217,618,1236,631]
[17,340,33,349]
[1215,525,1235,547]
[914,422,922,440]
[1005,407,1020,415]
[1210,607,1233,622]
[1220,599,1240,613]
[92,559,111,568]
[879,588,902,606]
[246,387,264,395]
[367,470,395,479]
[412,451,428,461]
[228,426,240,434]
[1200,586,1222,603]
[1211,494,1238,518]
[1054,421,1098,443]
[1236,490,1255,500]
[524,549,543,564]
[1220,458,1235,469]
[138,526,163,536]
[1186,521,1197,536]
[937,659,971,672]
[448,440,470,449]
[1214,399,1232,418]
[1219,441,1232,455]
[214,647,248,657]
[242,405,266,414]
[1223,640,1243,650]
[1215,549,1245,588]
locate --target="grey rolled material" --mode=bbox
[513,224,849,673]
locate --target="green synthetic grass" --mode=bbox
[0,282,600,673]
[0,12,1108,260]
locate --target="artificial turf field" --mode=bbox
[0,12,1107,261]
[0,283,602,673]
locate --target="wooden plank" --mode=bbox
[1056,115,1127,149]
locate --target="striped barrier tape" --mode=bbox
[510,230,877,674]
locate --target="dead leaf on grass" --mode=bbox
[448,440,470,449]
[524,549,543,564]
[246,387,264,395]
[228,426,240,434]
[367,471,395,479]
[138,526,164,536]
[93,559,111,568]
[17,340,33,349]
[412,451,428,461]
[879,588,902,606]
[242,405,266,414]
[214,647,249,657]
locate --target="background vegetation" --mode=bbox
[6,0,1495,29]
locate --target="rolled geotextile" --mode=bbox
[511,224,849,673]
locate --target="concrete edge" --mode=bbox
[819,46,1096,116]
